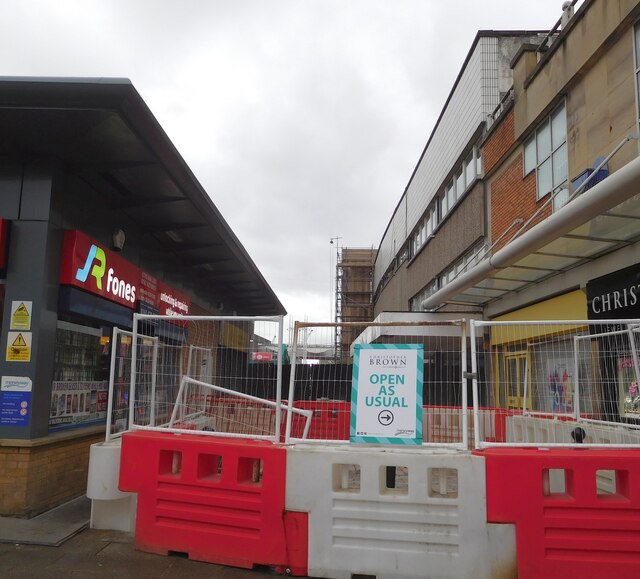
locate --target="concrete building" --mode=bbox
[0,78,285,516]
[373,30,546,315]
[374,0,640,422]
[335,247,376,361]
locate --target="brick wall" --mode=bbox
[0,430,103,517]
[490,154,550,252]
[484,109,515,175]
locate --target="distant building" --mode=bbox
[335,247,376,361]
[373,31,546,315]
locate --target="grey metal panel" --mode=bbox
[19,162,54,221]
[0,220,60,439]
[0,164,22,218]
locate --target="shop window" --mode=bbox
[50,321,108,431]
[53,321,102,381]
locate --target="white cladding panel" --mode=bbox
[375,37,502,287]
[374,196,406,288]
[405,44,485,234]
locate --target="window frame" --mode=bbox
[522,101,568,202]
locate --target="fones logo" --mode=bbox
[75,239,136,304]
[75,245,106,289]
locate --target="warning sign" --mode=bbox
[6,332,32,362]
[10,301,32,331]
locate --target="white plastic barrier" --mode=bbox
[86,439,137,532]
[286,445,516,579]
[506,414,640,446]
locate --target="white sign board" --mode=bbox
[350,344,423,444]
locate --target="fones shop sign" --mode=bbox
[139,273,191,318]
[60,231,139,309]
[159,285,190,317]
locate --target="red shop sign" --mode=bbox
[60,230,140,309]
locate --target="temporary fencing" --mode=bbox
[105,327,158,441]
[284,320,469,448]
[470,319,640,448]
[127,315,288,441]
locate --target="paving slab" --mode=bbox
[0,527,301,578]
[0,496,90,546]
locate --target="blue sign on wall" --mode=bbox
[0,376,33,427]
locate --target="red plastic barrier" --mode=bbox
[476,448,640,579]
[286,402,518,442]
[289,400,350,440]
[119,431,307,575]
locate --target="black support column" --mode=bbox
[0,161,62,439]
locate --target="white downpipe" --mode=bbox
[423,154,640,310]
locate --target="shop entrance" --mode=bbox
[504,351,531,410]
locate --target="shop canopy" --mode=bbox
[0,77,285,316]
[422,155,640,311]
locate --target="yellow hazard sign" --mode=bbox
[10,301,32,331]
[6,331,32,362]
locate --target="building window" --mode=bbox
[465,151,475,188]
[410,279,439,312]
[409,147,480,262]
[440,241,487,288]
[523,102,568,206]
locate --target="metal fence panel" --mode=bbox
[471,319,640,448]
[284,320,468,448]
[129,315,285,441]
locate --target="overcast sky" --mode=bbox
[1,0,579,331]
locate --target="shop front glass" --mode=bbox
[49,320,109,431]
